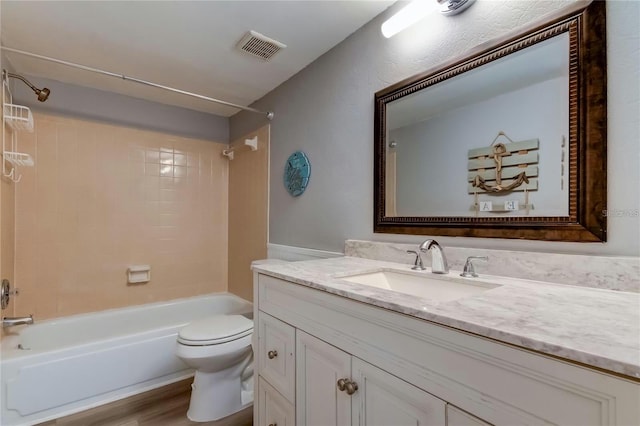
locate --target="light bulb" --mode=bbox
[381,0,438,39]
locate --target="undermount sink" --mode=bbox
[337,269,501,303]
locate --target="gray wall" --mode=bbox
[234,0,640,256]
[11,75,229,142]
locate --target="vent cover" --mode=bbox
[237,30,286,61]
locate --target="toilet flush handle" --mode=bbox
[267,350,278,359]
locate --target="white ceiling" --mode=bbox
[1,1,394,117]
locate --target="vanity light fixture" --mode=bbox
[438,0,476,16]
[381,0,476,38]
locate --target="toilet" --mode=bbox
[176,314,254,422]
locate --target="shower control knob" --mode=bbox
[267,350,278,359]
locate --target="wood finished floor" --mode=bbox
[37,379,253,426]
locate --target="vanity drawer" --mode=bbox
[257,377,295,426]
[258,311,296,403]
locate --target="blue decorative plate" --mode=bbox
[284,151,311,197]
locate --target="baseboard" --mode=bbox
[267,243,343,262]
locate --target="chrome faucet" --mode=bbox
[419,240,449,274]
[406,250,426,270]
[2,315,34,328]
[460,256,488,278]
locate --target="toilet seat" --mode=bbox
[178,315,253,346]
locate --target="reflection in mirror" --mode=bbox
[386,33,569,218]
[374,0,607,242]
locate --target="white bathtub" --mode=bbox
[0,293,252,426]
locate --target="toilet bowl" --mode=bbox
[176,314,254,422]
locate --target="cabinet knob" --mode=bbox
[337,378,348,391]
[267,350,278,359]
[345,380,358,395]
[337,378,357,394]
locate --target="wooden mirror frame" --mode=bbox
[374,0,606,242]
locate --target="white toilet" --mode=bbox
[176,314,254,422]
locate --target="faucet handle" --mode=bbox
[406,250,426,271]
[460,256,488,278]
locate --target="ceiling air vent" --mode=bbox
[236,30,286,61]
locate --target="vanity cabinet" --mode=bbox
[254,273,640,426]
[351,354,447,425]
[296,330,351,424]
[257,377,295,426]
[258,312,296,402]
[296,330,446,425]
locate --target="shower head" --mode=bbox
[36,87,50,102]
[7,72,50,102]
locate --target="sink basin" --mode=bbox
[338,269,500,303]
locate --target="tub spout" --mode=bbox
[2,314,34,328]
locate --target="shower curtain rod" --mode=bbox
[0,46,274,120]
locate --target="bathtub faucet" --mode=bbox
[2,314,34,328]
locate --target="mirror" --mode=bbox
[374,0,607,242]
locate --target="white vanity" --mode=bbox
[252,256,640,426]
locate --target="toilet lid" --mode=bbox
[178,315,253,345]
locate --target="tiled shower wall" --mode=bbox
[228,125,269,302]
[13,112,229,319]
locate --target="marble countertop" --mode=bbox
[253,256,640,379]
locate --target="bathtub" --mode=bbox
[0,293,252,426]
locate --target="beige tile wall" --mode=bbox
[13,112,229,319]
[228,125,269,302]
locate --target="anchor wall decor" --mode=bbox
[467,131,539,195]
[472,143,530,192]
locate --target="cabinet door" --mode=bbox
[446,405,492,426]
[258,312,296,402]
[257,377,295,426]
[296,330,352,426]
[352,358,446,426]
